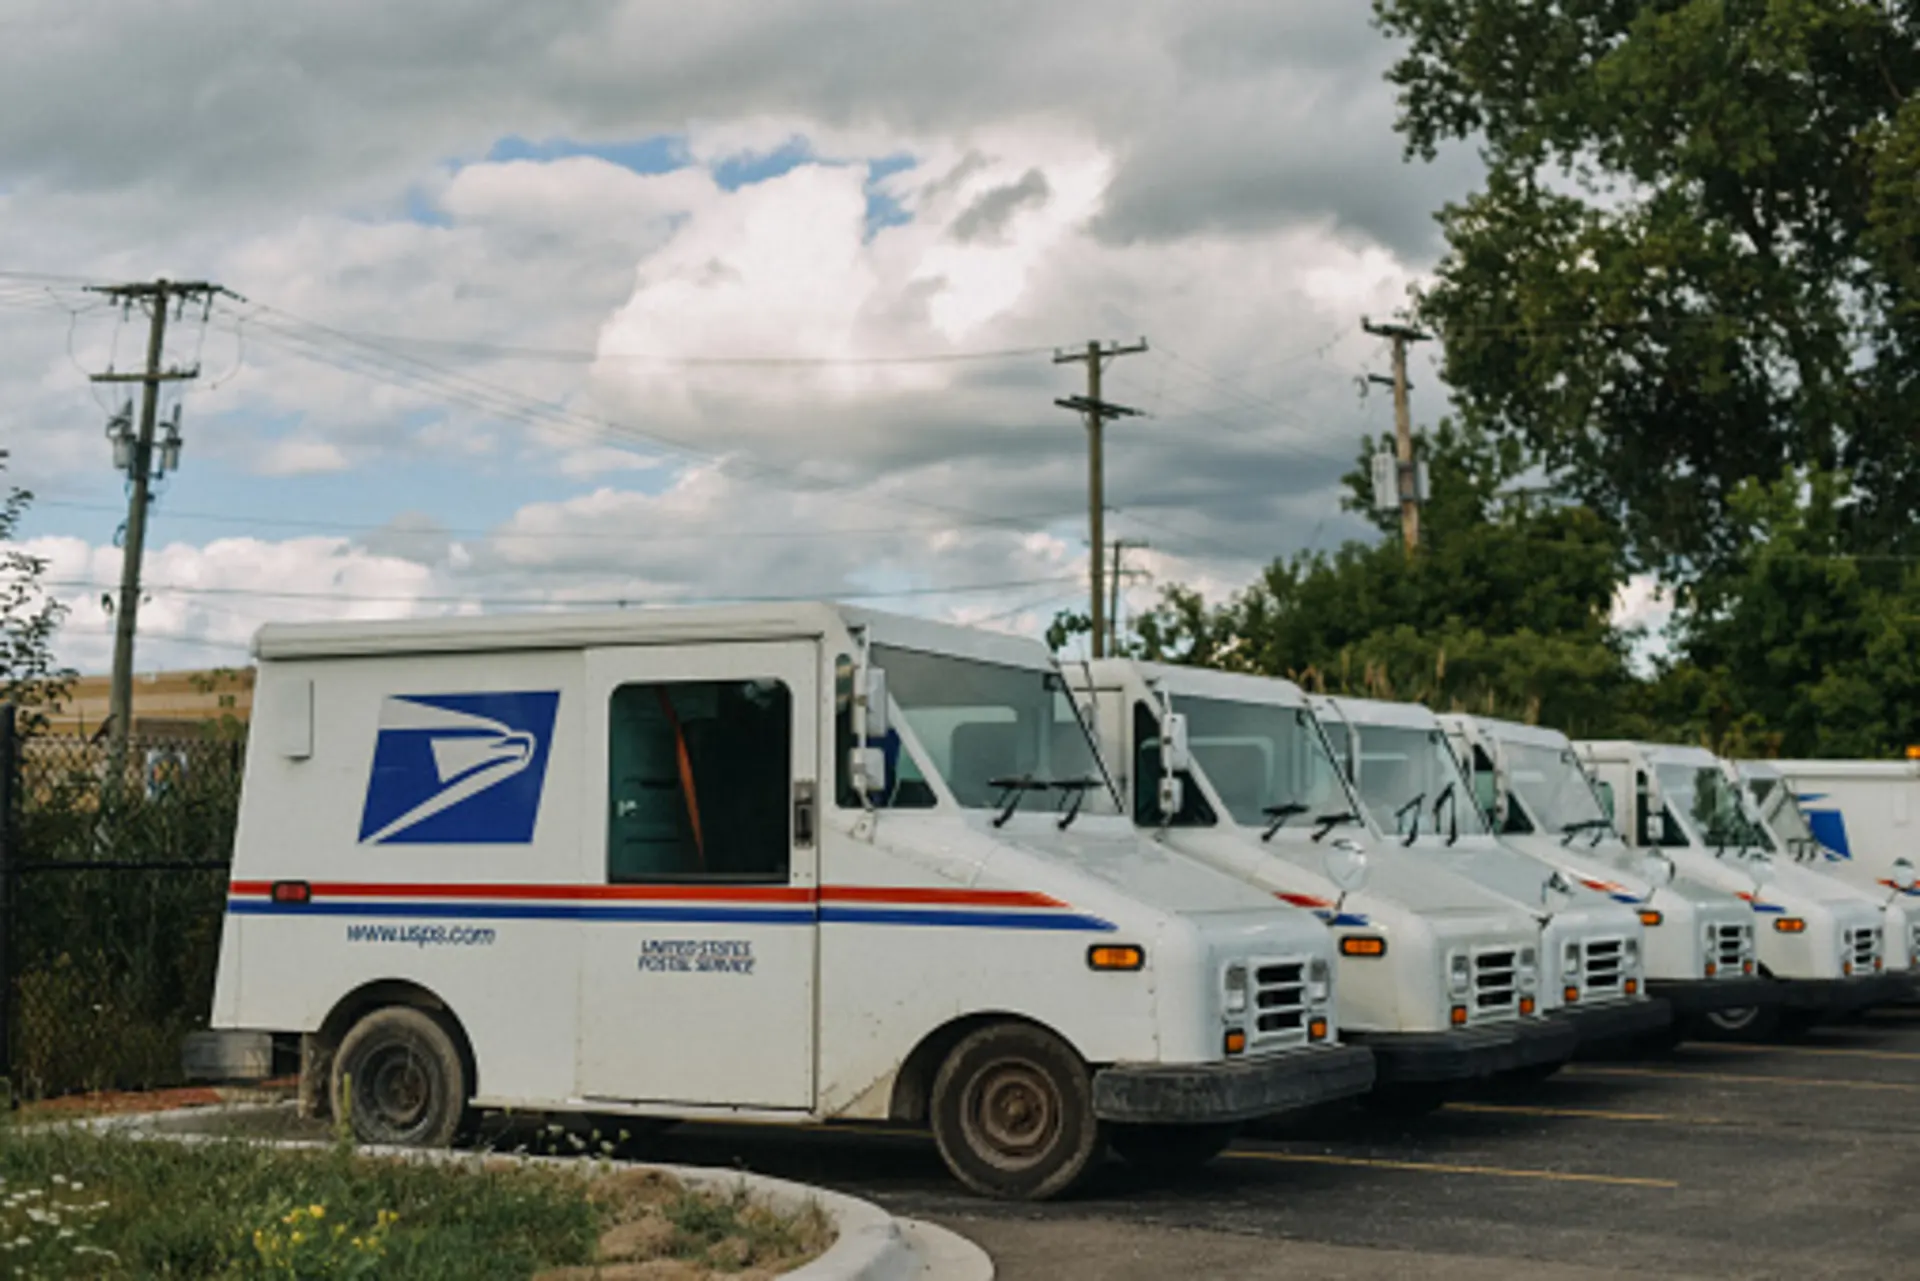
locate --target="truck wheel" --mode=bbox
[331,1006,469,1148]
[1362,1083,1449,1118]
[929,1023,1102,1200]
[1697,1005,1780,1042]
[1108,1123,1237,1172]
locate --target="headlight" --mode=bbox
[1562,942,1582,979]
[1308,958,1331,1005]
[1224,962,1247,1017]
[1448,951,1471,996]
[1623,938,1640,971]
[1517,946,1538,993]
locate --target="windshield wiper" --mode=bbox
[1050,778,1099,831]
[989,776,1049,828]
[1560,818,1614,847]
[1262,803,1308,841]
[1394,792,1426,846]
[1310,811,1359,843]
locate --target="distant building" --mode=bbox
[46,667,255,738]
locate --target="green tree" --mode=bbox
[1134,422,1647,735]
[0,451,74,730]
[1665,467,1920,756]
[1375,0,1920,573]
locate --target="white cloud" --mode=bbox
[256,440,349,476]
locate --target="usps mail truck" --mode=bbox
[1312,697,1666,1054]
[1442,714,1773,1035]
[1738,760,1918,985]
[1577,741,1904,1036]
[1069,661,1574,1107]
[211,604,1372,1199]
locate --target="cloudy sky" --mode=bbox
[0,0,1515,676]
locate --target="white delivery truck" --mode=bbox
[1442,715,1775,1037]
[210,604,1375,1200]
[1312,697,1667,1053]
[1068,661,1575,1108]
[1577,741,1906,1036]
[1738,760,1918,986]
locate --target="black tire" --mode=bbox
[1109,1123,1237,1173]
[1634,1023,1687,1056]
[331,1006,469,1148]
[1495,1061,1565,1088]
[1696,1005,1781,1042]
[929,1022,1102,1200]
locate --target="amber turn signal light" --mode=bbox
[1563,986,1580,1004]
[1705,962,1718,977]
[1519,997,1536,1016]
[1773,917,1807,934]
[1639,910,1663,927]
[1308,1017,1328,1041]
[1224,1029,1247,1056]
[1449,1005,1468,1026]
[1088,945,1145,971]
[1339,935,1388,957]
[1625,979,1639,996]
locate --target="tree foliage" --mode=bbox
[0,451,75,730]
[1132,422,1649,737]
[1374,0,1920,572]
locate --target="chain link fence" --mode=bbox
[0,707,244,1100]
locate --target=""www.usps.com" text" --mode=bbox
[345,923,497,948]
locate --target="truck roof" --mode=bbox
[1106,660,1309,707]
[1766,758,1920,781]
[252,601,1053,667]
[1311,693,1441,730]
[1441,712,1570,751]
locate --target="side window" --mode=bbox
[833,655,936,810]
[1469,745,1500,822]
[1594,779,1616,821]
[1132,702,1214,827]
[608,680,792,883]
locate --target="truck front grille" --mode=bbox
[1711,924,1749,977]
[1846,926,1881,973]
[1251,959,1308,1044]
[1581,937,1627,997]
[1473,949,1518,1019]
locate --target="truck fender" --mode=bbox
[302,979,476,1121]
[885,1011,1085,1124]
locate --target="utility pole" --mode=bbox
[1054,338,1147,658]
[1108,538,1147,656]
[1363,317,1431,553]
[86,279,229,768]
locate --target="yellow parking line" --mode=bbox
[1227,1149,1677,1189]
[1570,1066,1920,1092]
[1445,1101,1715,1124]
[1688,1042,1920,1064]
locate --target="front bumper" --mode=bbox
[1775,970,1917,1015]
[1550,996,1671,1049]
[1346,1017,1577,1086]
[1091,1042,1376,1124]
[1650,976,1780,1017]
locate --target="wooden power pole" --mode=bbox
[86,279,229,766]
[1054,339,1147,658]
[1363,317,1431,553]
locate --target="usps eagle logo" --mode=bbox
[357,692,560,845]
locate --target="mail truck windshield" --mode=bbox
[1179,696,1351,827]
[1654,763,1771,851]
[1507,743,1611,832]
[873,646,1109,810]
[1353,727,1489,838]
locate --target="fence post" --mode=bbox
[0,704,16,1098]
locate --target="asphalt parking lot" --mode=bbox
[622,1006,1920,1281]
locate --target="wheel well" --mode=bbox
[305,981,477,1118]
[887,1012,1081,1124]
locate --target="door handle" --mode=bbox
[793,779,816,849]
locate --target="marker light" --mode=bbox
[1224,1029,1247,1056]
[1450,1005,1469,1026]
[1773,918,1808,934]
[1341,936,1388,957]
[1564,986,1581,1004]
[1519,997,1536,1015]
[1743,960,1755,975]
[1625,979,1639,996]
[1639,910,1664,927]
[1705,962,1718,978]
[1308,1017,1329,1042]
[270,880,311,905]
[1089,945,1145,971]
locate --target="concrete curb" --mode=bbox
[67,1103,991,1280]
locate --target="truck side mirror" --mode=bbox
[849,746,887,795]
[1892,857,1917,893]
[1160,712,1191,774]
[1158,774,1184,823]
[1641,852,1676,887]
[1323,840,1369,894]
[862,666,889,740]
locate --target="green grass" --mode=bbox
[0,1127,601,1278]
